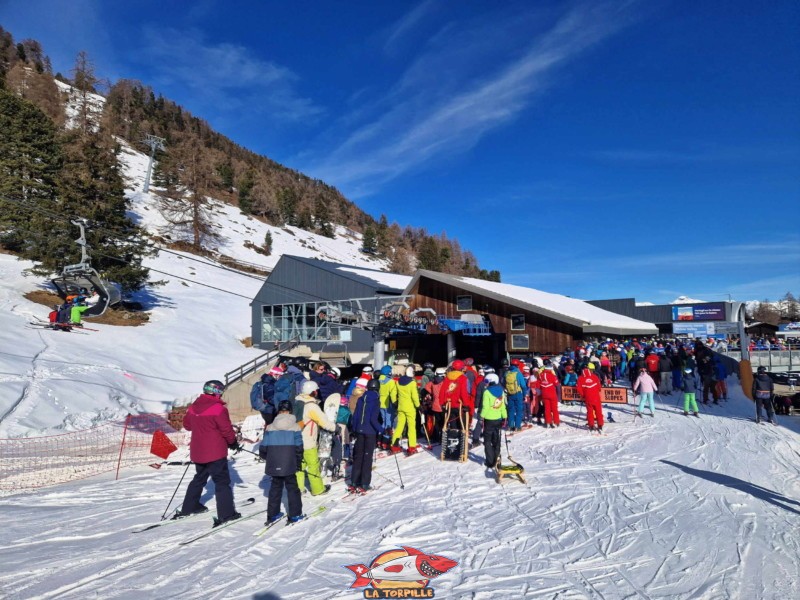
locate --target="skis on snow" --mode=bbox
[252,505,327,537]
[132,498,256,533]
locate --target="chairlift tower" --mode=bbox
[142,134,166,193]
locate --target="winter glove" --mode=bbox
[228,442,242,454]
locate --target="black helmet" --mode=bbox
[277,400,293,413]
[423,362,434,370]
[203,380,225,396]
[543,359,551,367]
[756,366,767,374]
[366,379,380,392]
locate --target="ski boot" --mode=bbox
[406,446,419,456]
[213,511,242,527]
[314,484,331,497]
[684,411,689,416]
[389,444,403,454]
[693,412,700,417]
[287,514,307,525]
[264,512,284,526]
[173,504,208,519]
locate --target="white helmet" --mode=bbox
[362,365,374,373]
[330,367,341,378]
[301,380,319,395]
[485,373,499,385]
[435,367,446,376]
[405,366,415,377]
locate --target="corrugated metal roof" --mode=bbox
[284,255,411,292]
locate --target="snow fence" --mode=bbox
[0,414,186,496]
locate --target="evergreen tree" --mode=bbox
[237,169,255,213]
[263,230,273,256]
[56,127,150,291]
[277,187,298,225]
[416,237,442,271]
[0,89,62,255]
[361,224,378,253]
[376,214,391,256]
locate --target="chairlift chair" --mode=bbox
[50,220,121,318]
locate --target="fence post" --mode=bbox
[115,414,131,480]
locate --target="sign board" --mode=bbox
[673,322,715,337]
[713,321,741,335]
[562,386,629,404]
[671,302,725,322]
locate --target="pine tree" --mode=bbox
[0,89,62,255]
[263,231,273,256]
[277,187,298,225]
[56,127,150,290]
[361,224,378,254]
[416,237,442,271]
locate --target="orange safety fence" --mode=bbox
[0,413,186,497]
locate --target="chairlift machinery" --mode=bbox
[50,219,121,317]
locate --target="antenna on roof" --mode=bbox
[142,134,166,193]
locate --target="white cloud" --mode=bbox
[383,0,439,56]
[303,2,636,196]
[140,27,322,122]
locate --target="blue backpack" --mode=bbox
[250,379,275,414]
[274,372,301,405]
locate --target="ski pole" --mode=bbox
[393,452,405,490]
[161,461,192,521]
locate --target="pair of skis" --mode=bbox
[131,497,257,533]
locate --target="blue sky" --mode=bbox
[3,0,799,304]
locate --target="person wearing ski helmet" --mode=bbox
[377,365,398,450]
[752,366,776,424]
[539,363,560,428]
[350,378,383,493]
[260,400,304,524]
[577,364,603,432]
[441,359,472,431]
[295,380,335,496]
[178,380,242,525]
[681,367,700,417]
[479,373,506,469]
[424,367,447,439]
[390,366,421,455]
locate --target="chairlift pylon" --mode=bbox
[50,219,121,317]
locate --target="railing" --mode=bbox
[718,347,798,372]
[223,336,301,387]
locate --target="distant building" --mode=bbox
[587,298,747,337]
[251,256,658,367]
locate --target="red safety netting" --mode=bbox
[0,413,186,496]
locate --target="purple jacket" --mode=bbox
[184,394,237,464]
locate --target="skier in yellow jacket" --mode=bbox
[295,380,335,496]
[377,365,398,450]
[390,366,421,455]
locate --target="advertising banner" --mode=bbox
[673,322,715,337]
[562,386,629,404]
[671,302,726,321]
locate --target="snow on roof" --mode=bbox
[337,266,412,291]
[406,271,658,335]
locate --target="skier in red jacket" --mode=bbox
[178,380,242,525]
[441,359,472,430]
[577,364,604,432]
[539,364,560,428]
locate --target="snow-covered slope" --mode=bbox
[670,295,708,305]
[0,386,797,599]
[0,142,390,438]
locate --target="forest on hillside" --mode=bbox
[0,27,501,284]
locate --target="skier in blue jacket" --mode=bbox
[349,378,383,494]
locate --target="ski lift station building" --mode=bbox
[250,255,658,368]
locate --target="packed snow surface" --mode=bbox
[0,388,798,599]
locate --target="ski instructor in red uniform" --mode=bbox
[178,380,242,526]
[577,364,604,432]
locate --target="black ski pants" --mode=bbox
[267,475,302,519]
[182,457,236,520]
[351,433,377,489]
[483,419,503,468]
[755,395,775,422]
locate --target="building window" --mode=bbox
[511,334,529,350]
[456,295,472,311]
[510,314,525,330]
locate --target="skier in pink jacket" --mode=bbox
[633,367,658,417]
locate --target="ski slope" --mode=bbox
[0,386,798,599]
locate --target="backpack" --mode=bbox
[250,381,268,412]
[293,397,306,425]
[562,372,577,386]
[504,370,522,395]
[336,405,351,425]
[274,373,299,405]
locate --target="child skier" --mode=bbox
[260,400,304,525]
[633,367,658,417]
[681,367,700,417]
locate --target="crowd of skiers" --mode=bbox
[178,336,778,527]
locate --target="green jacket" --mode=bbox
[395,376,420,413]
[480,385,507,420]
[379,375,398,409]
